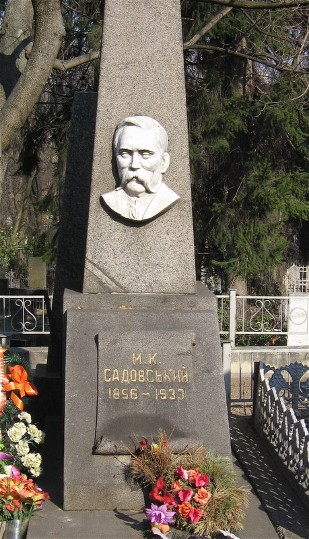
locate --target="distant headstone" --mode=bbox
[28,257,46,289]
[62,0,230,511]
[47,92,97,372]
[287,293,309,346]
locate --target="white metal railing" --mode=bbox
[0,295,51,336]
[217,289,309,346]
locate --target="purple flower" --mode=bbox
[0,452,13,460]
[145,503,175,525]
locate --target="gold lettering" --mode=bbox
[172,370,181,383]
[146,369,154,382]
[155,387,186,400]
[155,370,163,382]
[178,389,185,399]
[181,368,189,383]
[104,369,111,382]
[130,369,137,382]
[108,387,139,400]
[138,370,145,382]
[148,353,157,364]
[132,353,142,364]
[121,369,129,383]
[162,370,171,383]
[112,369,120,382]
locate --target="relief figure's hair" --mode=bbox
[113,115,168,153]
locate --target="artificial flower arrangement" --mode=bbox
[128,430,248,539]
[0,474,49,522]
[0,348,49,523]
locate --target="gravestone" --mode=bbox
[287,293,309,346]
[28,257,46,290]
[63,0,230,510]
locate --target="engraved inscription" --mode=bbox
[103,352,189,400]
[95,331,195,454]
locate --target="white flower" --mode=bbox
[16,440,30,456]
[21,452,42,469]
[7,422,27,442]
[21,452,42,477]
[18,412,32,424]
[30,466,41,477]
[27,425,44,444]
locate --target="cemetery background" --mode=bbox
[0,0,308,299]
[0,1,306,539]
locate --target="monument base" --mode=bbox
[63,283,230,510]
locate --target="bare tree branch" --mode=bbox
[242,11,293,46]
[184,6,233,48]
[293,19,309,67]
[53,50,100,71]
[196,0,309,9]
[186,43,307,72]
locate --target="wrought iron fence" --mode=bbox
[254,362,309,494]
[0,295,51,337]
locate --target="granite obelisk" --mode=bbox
[83,2,196,293]
[63,0,230,510]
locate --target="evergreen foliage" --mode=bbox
[183,2,309,290]
[0,1,307,292]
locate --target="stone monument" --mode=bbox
[28,257,46,290]
[62,0,230,510]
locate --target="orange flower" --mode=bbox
[151,523,170,533]
[187,467,200,483]
[171,480,182,492]
[178,501,193,519]
[193,487,212,506]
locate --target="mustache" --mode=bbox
[120,169,151,188]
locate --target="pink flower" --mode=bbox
[189,506,204,523]
[178,488,193,502]
[175,466,188,481]
[195,473,210,487]
[11,466,21,477]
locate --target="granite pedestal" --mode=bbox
[63,283,230,510]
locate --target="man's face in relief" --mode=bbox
[115,126,170,197]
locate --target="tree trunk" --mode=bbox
[0,0,65,153]
[0,0,34,110]
[232,36,253,98]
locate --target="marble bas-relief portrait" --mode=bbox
[101,115,180,222]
